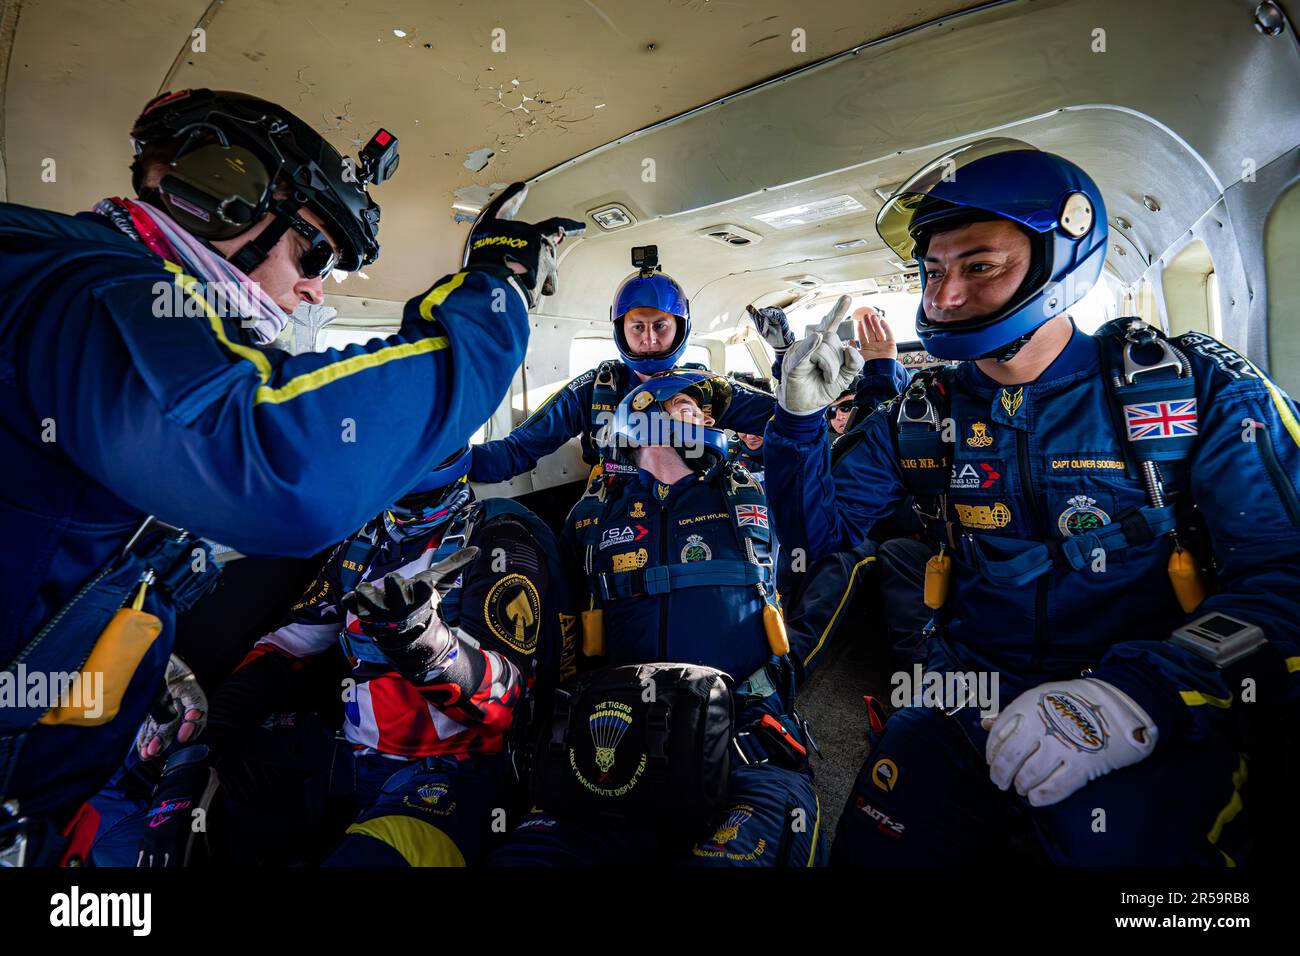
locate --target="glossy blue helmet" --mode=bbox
[876,138,1108,361]
[610,270,692,374]
[598,370,732,468]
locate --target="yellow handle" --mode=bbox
[924,550,952,610]
[763,604,790,656]
[1168,546,1210,614]
[581,609,605,657]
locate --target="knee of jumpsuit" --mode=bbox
[1025,726,1244,866]
[830,705,1022,866]
[325,753,513,867]
[486,808,662,867]
[687,761,826,867]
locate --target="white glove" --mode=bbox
[981,678,1157,807]
[775,296,864,415]
[136,654,208,761]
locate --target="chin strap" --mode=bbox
[981,330,1036,364]
[229,213,293,276]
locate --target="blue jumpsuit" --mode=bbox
[469,361,778,483]
[765,326,1300,865]
[0,202,530,824]
[491,462,827,866]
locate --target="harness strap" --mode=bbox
[595,560,765,600]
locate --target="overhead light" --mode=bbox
[888,258,917,270]
[834,238,869,250]
[754,195,866,230]
[589,203,636,230]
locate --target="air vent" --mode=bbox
[783,274,823,288]
[834,238,869,250]
[698,223,762,247]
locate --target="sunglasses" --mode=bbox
[285,214,339,279]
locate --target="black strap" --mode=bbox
[230,213,292,276]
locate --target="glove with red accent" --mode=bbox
[137,744,221,867]
[981,678,1157,807]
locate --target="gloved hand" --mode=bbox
[463,182,584,310]
[981,678,1158,807]
[137,744,221,867]
[775,296,864,415]
[746,304,796,354]
[339,548,479,679]
[136,654,207,761]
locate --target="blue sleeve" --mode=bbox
[36,265,528,557]
[468,371,594,483]
[719,383,776,435]
[1094,361,1300,742]
[855,358,911,408]
[764,403,907,565]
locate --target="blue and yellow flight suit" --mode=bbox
[765,323,1300,865]
[492,459,827,866]
[469,360,778,483]
[0,202,529,830]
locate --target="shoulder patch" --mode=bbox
[1175,331,1257,382]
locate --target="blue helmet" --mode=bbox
[598,369,732,468]
[386,447,472,539]
[610,270,692,374]
[876,138,1108,360]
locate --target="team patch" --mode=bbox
[629,501,646,518]
[711,803,755,846]
[483,573,542,656]
[965,422,994,448]
[954,501,1013,530]
[1057,495,1110,536]
[1124,399,1198,440]
[734,504,768,529]
[950,460,1002,490]
[1040,690,1107,753]
[999,387,1024,418]
[680,534,712,563]
[572,700,647,796]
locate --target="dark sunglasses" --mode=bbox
[285,215,339,279]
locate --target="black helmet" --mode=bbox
[130,89,398,272]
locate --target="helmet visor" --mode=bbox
[876,137,1044,260]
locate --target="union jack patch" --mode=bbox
[1123,399,1198,441]
[734,504,768,529]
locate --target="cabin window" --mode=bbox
[1162,239,1218,339]
[1265,179,1300,396]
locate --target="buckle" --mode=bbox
[1122,326,1185,385]
[897,380,940,428]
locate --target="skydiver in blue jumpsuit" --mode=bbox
[490,371,827,866]
[0,88,581,862]
[764,139,1300,865]
[468,256,779,484]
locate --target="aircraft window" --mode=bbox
[1070,272,1119,335]
[1265,180,1300,396]
[570,336,622,375]
[725,342,761,376]
[1162,239,1217,339]
[320,327,390,350]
